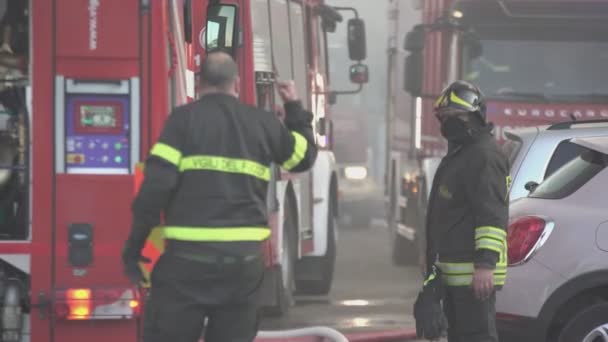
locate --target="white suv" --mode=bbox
[503,120,608,201]
[496,136,608,342]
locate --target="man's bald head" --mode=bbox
[200,52,239,93]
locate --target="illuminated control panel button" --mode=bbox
[101,156,109,163]
[102,142,109,149]
[67,153,85,164]
[88,142,95,149]
[114,142,122,150]
[114,156,122,163]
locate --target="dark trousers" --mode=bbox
[142,252,265,342]
[443,287,499,342]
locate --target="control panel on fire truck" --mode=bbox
[55,77,140,175]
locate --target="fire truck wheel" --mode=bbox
[269,197,297,317]
[295,199,337,295]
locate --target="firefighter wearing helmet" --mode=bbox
[414,80,510,341]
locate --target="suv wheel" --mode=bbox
[558,302,608,342]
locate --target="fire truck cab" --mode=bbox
[0,0,369,341]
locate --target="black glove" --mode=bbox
[122,240,151,287]
[414,265,448,340]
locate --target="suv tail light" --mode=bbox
[507,216,554,266]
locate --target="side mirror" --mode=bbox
[524,181,539,192]
[349,63,369,84]
[404,25,425,52]
[404,52,423,96]
[347,18,367,61]
[205,4,238,57]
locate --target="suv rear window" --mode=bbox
[544,140,586,178]
[530,147,608,200]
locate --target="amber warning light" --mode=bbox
[55,287,141,320]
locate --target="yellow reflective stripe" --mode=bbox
[437,262,507,274]
[163,226,271,242]
[437,262,507,275]
[151,143,182,166]
[442,273,507,286]
[438,262,475,274]
[180,155,271,181]
[476,240,504,255]
[282,132,308,171]
[475,226,507,241]
[475,227,508,261]
[450,91,474,109]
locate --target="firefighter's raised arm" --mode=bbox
[269,80,318,173]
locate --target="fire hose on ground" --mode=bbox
[257,327,349,342]
[255,327,418,342]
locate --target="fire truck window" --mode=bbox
[289,1,309,109]
[462,37,608,99]
[251,0,273,73]
[269,0,293,79]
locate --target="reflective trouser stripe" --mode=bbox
[437,262,507,286]
[179,155,271,181]
[282,132,308,171]
[163,226,271,241]
[151,143,182,166]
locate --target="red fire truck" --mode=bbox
[0,0,368,340]
[385,0,608,266]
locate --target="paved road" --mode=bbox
[260,218,425,338]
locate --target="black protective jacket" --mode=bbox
[425,131,510,286]
[126,93,317,257]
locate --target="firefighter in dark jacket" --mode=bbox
[419,80,510,342]
[121,52,318,342]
